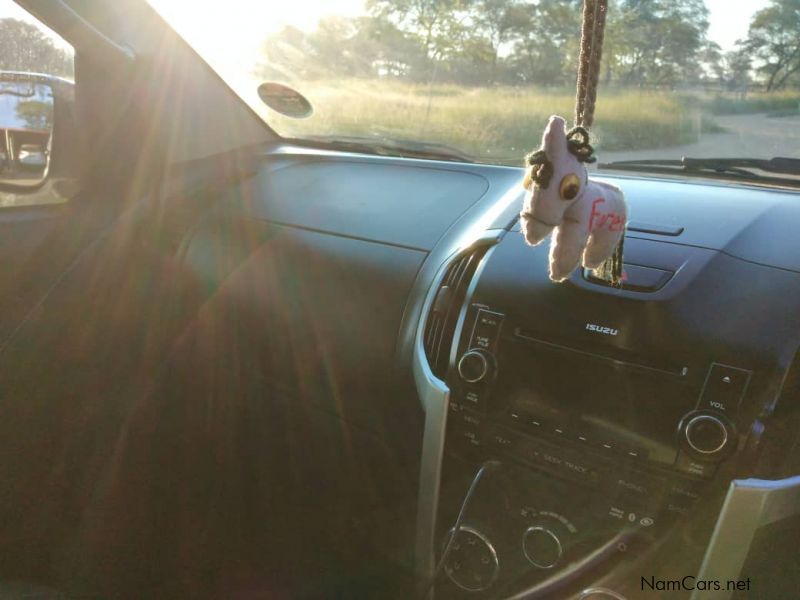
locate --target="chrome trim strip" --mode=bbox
[413,324,450,594]
[691,474,800,600]
[412,240,499,596]
[579,587,628,600]
[411,180,521,596]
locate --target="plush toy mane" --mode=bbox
[522,125,596,190]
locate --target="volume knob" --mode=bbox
[686,415,728,455]
[679,411,735,460]
[458,350,493,383]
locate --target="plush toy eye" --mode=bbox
[559,173,581,200]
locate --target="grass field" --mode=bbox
[261,80,721,163]
[699,90,800,116]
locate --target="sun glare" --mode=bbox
[147,0,364,71]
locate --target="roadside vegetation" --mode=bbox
[3,0,799,161]
[255,0,800,160]
[269,81,720,162]
[698,91,800,116]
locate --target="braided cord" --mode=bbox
[576,0,622,286]
[575,0,608,128]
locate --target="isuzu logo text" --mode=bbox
[585,323,618,336]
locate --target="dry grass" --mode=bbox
[257,79,709,163]
[699,89,800,116]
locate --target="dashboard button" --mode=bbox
[470,309,505,352]
[613,471,664,503]
[524,438,600,483]
[699,363,751,414]
[664,502,691,517]
[486,428,519,454]
[674,451,716,479]
[463,389,484,410]
[668,479,705,503]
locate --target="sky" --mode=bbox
[705,0,765,50]
[0,0,771,67]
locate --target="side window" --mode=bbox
[0,0,75,207]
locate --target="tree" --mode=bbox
[367,0,474,67]
[506,0,581,86]
[723,47,752,92]
[472,0,522,82]
[256,16,428,81]
[744,0,800,91]
[0,19,73,78]
[698,41,724,85]
[16,99,52,130]
[255,0,730,90]
[606,0,710,87]
[351,16,427,78]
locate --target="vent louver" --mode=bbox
[424,246,488,378]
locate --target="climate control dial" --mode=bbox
[523,525,563,569]
[521,514,575,570]
[442,525,499,592]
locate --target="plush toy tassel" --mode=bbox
[591,233,624,287]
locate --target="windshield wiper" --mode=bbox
[598,156,800,186]
[285,134,474,163]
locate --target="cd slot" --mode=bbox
[514,328,688,379]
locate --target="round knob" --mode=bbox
[522,525,563,569]
[679,411,735,461]
[458,350,492,383]
[686,414,728,455]
[442,526,499,592]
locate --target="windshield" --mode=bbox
[148,0,800,166]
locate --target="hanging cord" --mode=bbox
[575,0,623,286]
[575,0,608,129]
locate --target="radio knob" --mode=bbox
[522,524,564,569]
[680,411,735,460]
[458,349,493,383]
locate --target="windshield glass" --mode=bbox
[148,0,800,166]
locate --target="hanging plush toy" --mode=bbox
[519,115,627,284]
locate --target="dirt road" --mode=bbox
[600,113,800,163]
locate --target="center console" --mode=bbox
[424,228,800,598]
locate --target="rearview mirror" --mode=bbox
[0,75,54,188]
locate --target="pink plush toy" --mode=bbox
[520,115,627,283]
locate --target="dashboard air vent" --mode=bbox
[424,246,488,379]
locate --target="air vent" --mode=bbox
[424,246,488,378]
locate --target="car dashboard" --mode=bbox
[180,145,800,598]
[5,2,799,598]
[4,142,800,599]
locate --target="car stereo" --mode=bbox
[448,303,747,484]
